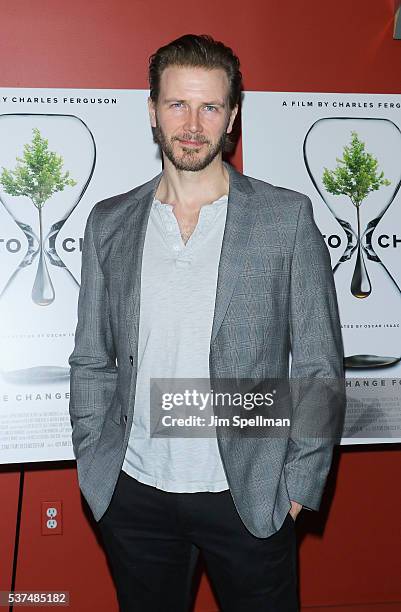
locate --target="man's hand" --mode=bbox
[289,500,303,521]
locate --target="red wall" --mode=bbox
[1,1,401,610]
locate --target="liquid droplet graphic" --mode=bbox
[351,244,372,298]
[32,248,55,305]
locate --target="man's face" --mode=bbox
[148,65,238,172]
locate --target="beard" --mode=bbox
[153,121,227,172]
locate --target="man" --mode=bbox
[69,34,345,611]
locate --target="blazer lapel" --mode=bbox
[210,164,259,345]
[121,173,162,357]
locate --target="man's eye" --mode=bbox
[171,102,184,108]
[204,105,217,112]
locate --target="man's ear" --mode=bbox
[226,104,238,135]
[148,96,157,128]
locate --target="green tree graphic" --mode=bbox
[322,131,390,207]
[0,128,77,306]
[0,127,76,208]
[322,131,391,301]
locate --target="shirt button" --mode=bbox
[129,355,133,365]
[173,245,180,251]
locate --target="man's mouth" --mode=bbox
[178,139,205,147]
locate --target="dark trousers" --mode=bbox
[97,470,298,612]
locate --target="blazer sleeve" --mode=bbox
[68,205,118,481]
[285,196,346,510]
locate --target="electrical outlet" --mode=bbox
[41,501,62,535]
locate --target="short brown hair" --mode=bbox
[148,34,242,111]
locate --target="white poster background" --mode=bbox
[2,89,400,463]
[0,88,161,463]
[242,91,401,445]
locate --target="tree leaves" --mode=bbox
[0,127,77,209]
[322,131,390,207]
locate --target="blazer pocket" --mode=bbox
[241,253,285,277]
[234,274,272,298]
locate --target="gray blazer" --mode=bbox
[69,162,345,538]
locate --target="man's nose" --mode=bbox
[184,108,202,133]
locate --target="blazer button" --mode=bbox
[129,355,133,365]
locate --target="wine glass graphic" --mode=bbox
[304,117,401,369]
[0,114,96,383]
